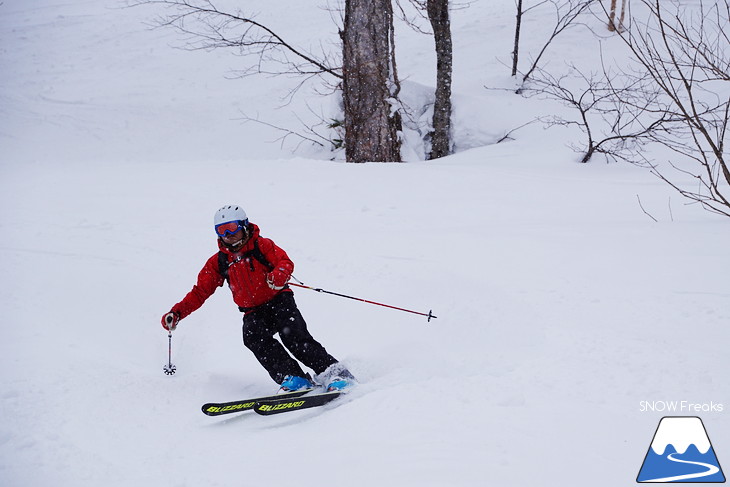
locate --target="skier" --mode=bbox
[161,205,354,394]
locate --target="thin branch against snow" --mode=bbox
[128,0,342,80]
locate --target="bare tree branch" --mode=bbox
[128,0,342,80]
[636,194,659,222]
[519,0,597,85]
[600,0,730,216]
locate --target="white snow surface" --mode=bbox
[1,1,729,486]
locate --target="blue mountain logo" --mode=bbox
[638,416,725,483]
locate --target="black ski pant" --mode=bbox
[241,291,338,384]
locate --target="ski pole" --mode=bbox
[289,278,437,322]
[163,329,176,375]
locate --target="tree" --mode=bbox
[528,0,730,217]
[512,0,525,77]
[524,63,656,163]
[341,0,402,162]
[130,0,402,162]
[395,0,454,159]
[607,0,627,32]
[426,0,453,159]
[607,0,730,216]
[511,0,596,89]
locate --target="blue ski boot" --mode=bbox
[326,376,352,392]
[278,375,313,394]
[325,369,356,392]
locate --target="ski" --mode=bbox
[201,389,313,416]
[253,390,341,416]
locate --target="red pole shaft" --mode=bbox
[289,282,437,321]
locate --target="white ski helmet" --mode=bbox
[214,205,248,227]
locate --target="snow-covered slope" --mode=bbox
[1,1,728,486]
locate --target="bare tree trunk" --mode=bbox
[608,0,626,32]
[427,0,453,159]
[512,0,523,76]
[342,0,402,162]
[608,0,618,30]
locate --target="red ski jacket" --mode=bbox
[171,224,294,319]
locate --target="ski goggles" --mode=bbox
[215,220,244,237]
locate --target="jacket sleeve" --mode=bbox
[258,237,294,278]
[171,254,225,320]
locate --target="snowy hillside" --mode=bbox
[1,1,729,486]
